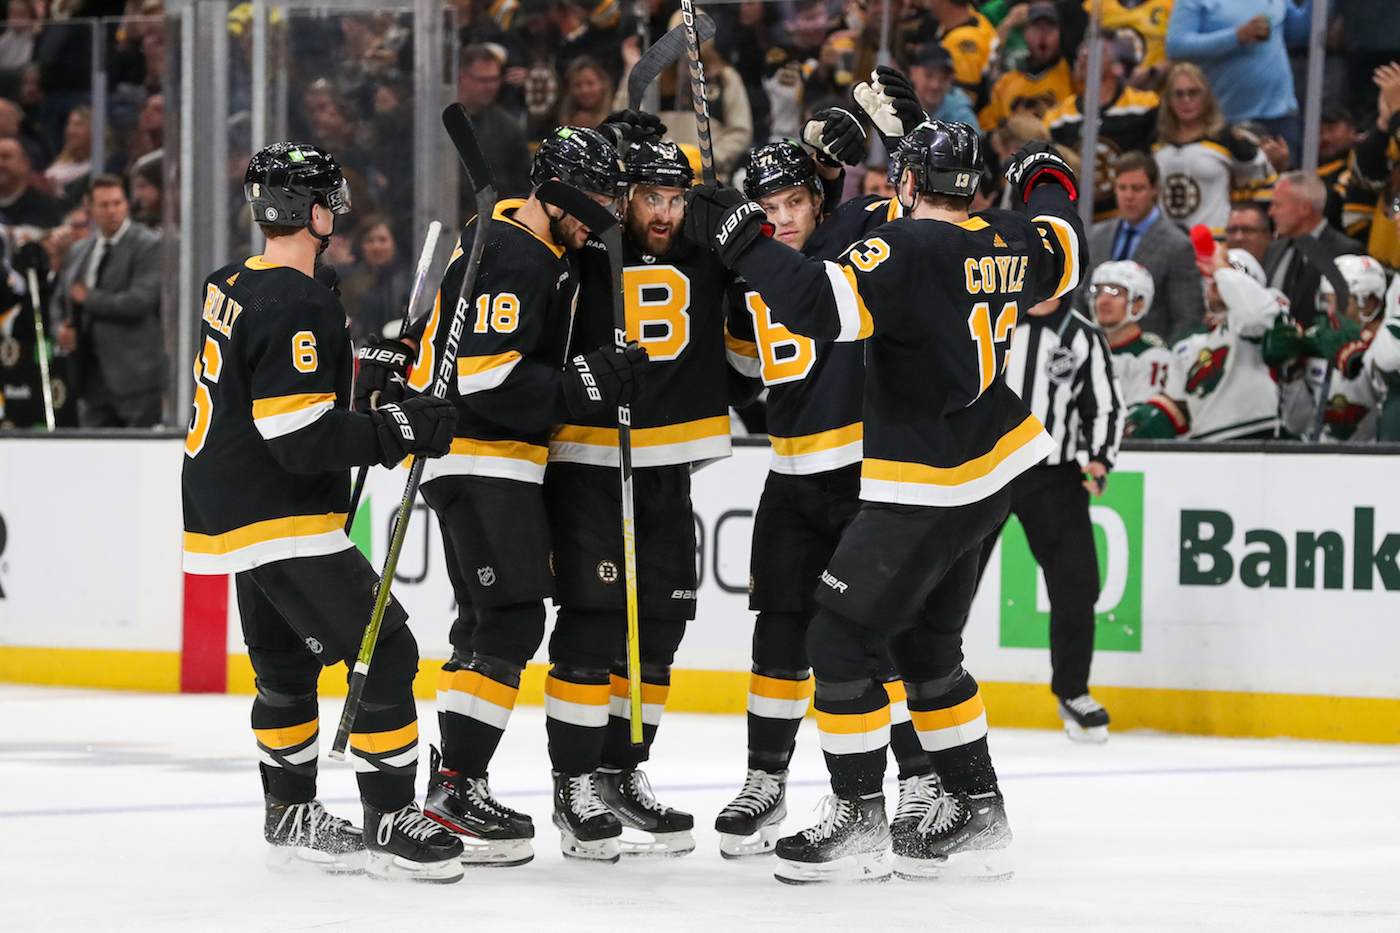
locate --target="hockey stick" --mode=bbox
[25,269,55,431]
[345,220,444,535]
[626,13,716,111]
[677,0,717,186]
[329,107,495,761]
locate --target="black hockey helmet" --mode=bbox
[245,142,351,227]
[531,125,628,197]
[624,139,694,190]
[742,140,821,205]
[895,120,983,201]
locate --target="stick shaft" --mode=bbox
[26,270,55,431]
[677,0,716,186]
[619,405,643,744]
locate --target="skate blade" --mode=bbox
[555,824,621,863]
[266,843,366,876]
[718,823,783,859]
[1063,721,1109,744]
[365,850,465,884]
[774,850,892,885]
[892,848,1014,882]
[619,828,695,858]
[457,835,535,868]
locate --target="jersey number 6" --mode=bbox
[185,336,224,458]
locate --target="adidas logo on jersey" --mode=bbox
[820,569,848,594]
[994,234,1007,248]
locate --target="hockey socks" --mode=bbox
[814,681,891,798]
[253,705,320,805]
[600,668,669,770]
[905,669,998,795]
[883,680,933,780]
[349,710,420,812]
[436,655,521,777]
[544,667,611,776]
[745,668,814,772]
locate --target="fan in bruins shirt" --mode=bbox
[181,142,463,883]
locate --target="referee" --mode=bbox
[974,296,1124,742]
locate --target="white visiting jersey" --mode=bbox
[1108,331,1172,407]
[1154,131,1273,234]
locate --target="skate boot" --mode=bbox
[424,748,535,867]
[1058,693,1110,744]
[773,793,891,885]
[363,802,465,883]
[890,787,1013,881]
[595,767,695,857]
[552,771,622,862]
[264,797,366,875]
[715,768,787,859]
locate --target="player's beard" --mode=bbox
[549,211,589,250]
[626,210,677,256]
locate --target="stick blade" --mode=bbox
[626,13,716,110]
[442,103,496,194]
[536,180,618,233]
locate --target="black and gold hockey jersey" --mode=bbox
[408,199,577,485]
[551,230,748,468]
[937,10,999,112]
[730,186,1085,507]
[1092,0,1173,70]
[739,195,902,475]
[182,257,380,574]
[978,56,1075,130]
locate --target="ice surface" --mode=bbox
[3,684,1398,932]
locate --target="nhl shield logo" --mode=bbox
[597,560,619,584]
[477,566,496,586]
[1045,346,1077,384]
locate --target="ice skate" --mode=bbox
[890,787,1013,881]
[424,748,534,867]
[595,767,695,857]
[715,768,787,859]
[264,797,366,875]
[552,771,622,862]
[1058,694,1110,744]
[773,793,891,885]
[363,802,465,883]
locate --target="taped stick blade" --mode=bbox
[626,13,715,110]
[442,103,496,195]
[536,180,618,233]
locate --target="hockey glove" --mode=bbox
[562,342,651,419]
[684,183,773,267]
[371,396,457,466]
[1005,141,1079,205]
[802,107,868,167]
[1305,316,1365,375]
[852,66,925,139]
[1123,396,1188,439]
[313,262,341,297]
[354,337,415,411]
[1260,315,1305,367]
[599,109,666,148]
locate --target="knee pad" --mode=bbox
[550,608,623,671]
[472,601,547,669]
[752,664,812,681]
[814,676,879,703]
[613,661,671,683]
[466,652,525,689]
[359,625,420,709]
[248,647,320,705]
[640,618,685,667]
[806,608,882,684]
[904,667,976,705]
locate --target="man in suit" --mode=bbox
[1264,171,1365,328]
[53,174,163,427]
[1086,151,1204,343]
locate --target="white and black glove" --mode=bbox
[802,107,868,167]
[354,337,414,412]
[852,66,926,140]
[1004,141,1080,205]
[683,183,773,267]
[370,395,458,466]
[563,342,651,419]
[599,109,666,149]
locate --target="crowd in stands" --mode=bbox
[0,0,1398,440]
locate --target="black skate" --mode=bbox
[773,793,891,884]
[715,768,787,859]
[594,767,695,857]
[890,786,1013,881]
[424,747,534,867]
[1058,693,1110,744]
[552,772,622,862]
[264,797,365,875]
[364,802,465,883]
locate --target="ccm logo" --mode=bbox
[820,569,848,594]
[717,201,765,245]
[572,354,603,402]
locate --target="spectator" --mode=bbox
[1166,0,1314,164]
[1152,62,1274,234]
[1085,150,1206,343]
[45,106,97,206]
[0,96,52,170]
[639,23,752,180]
[1339,0,1400,128]
[1224,202,1273,266]
[51,174,163,428]
[988,113,1054,207]
[123,92,163,173]
[811,0,913,102]
[0,137,64,229]
[1099,0,1175,89]
[338,217,410,344]
[860,163,896,199]
[1314,103,1364,233]
[556,57,614,130]
[1264,170,1363,327]
[978,1,1073,130]
[905,44,979,129]
[1346,62,1400,266]
[926,0,998,111]
[0,0,42,72]
[458,43,530,199]
[128,150,161,228]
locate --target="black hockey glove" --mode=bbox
[562,342,651,419]
[599,109,666,149]
[370,396,457,466]
[313,262,341,297]
[354,337,415,411]
[852,66,926,140]
[1005,141,1079,205]
[802,107,868,167]
[684,183,773,267]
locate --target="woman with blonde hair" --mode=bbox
[1152,62,1273,234]
[556,57,614,130]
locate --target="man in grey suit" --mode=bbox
[1264,171,1364,328]
[53,175,164,427]
[1085,152,1205,344]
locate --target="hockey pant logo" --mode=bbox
[571,354,603,402]
[597,560,619,584]
[478,566,496,586]
[819,569,848,593]
[304,636,324,655]
[717,201,766,247]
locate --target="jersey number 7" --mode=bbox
[968,301,1017,396]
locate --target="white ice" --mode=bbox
[3,684,1398,932]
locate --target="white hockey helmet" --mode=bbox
[1319,253,1389,322]
[1225,248,1267,286]
[1090,260,1155,323]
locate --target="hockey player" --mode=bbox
[1126,247,1284,440]
[182,143,464,882]
[356,125,646,868]
[711,136,937,859]
[686,125,1085,882]
[1090,260,1171,407]
[1360,274,1400,440]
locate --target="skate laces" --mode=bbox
[915,793,965,836]
[625,770,668,814]
[724,769,784,816]
[893,774,942,824]
[274,800,348,847]
[1063,694,1105,716]
[463,777,513,818]
[380,805,442,846]
[566,774,611,821]
[800,795,855,843]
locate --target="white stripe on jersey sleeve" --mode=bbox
[253,399,335,440]
[824,260,864,343]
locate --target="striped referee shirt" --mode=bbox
[1004,305,1124,468]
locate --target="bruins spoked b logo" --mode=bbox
[596,560,619,584]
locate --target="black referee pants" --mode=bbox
[975,462,1100,700]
